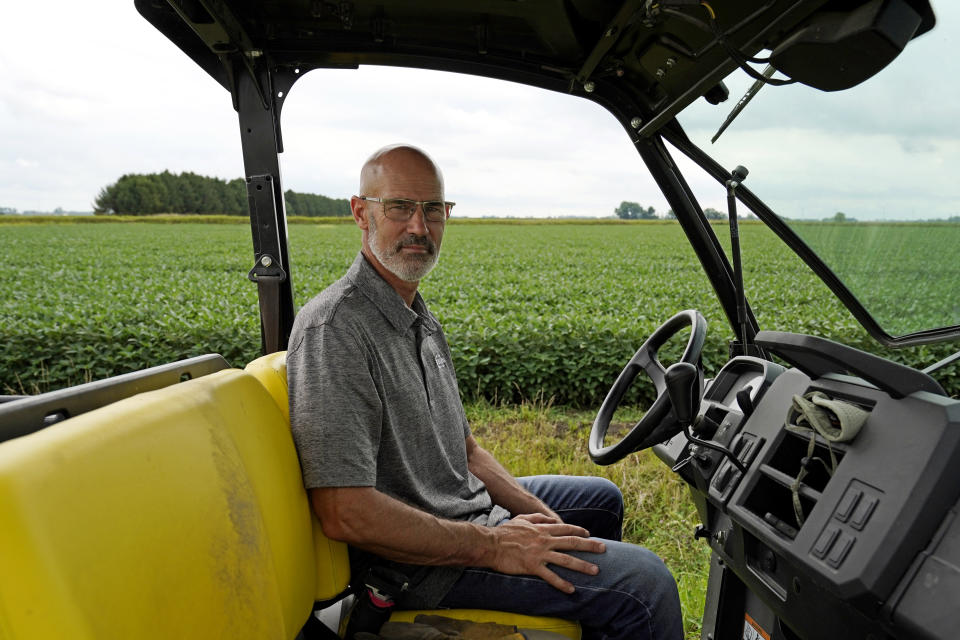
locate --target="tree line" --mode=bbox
[615,200,727,220]
[93,171,351,217]
[616,201,960,223]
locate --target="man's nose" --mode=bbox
[405,205,429,234]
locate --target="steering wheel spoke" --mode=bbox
[589,310,707,465]
[647,357,668,394]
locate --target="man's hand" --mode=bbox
[489,513,606,594]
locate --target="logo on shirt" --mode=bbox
[435,354,446,370]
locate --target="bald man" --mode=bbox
[287,145,682,640]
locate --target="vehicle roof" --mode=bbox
[137,0,934,139]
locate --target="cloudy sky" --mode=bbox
[2,2,957,219]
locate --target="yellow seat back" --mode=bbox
[0,369,316,639]
[246,352,353,602]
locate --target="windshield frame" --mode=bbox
[660,122,960,348]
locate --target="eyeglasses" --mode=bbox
[357,196,455,222]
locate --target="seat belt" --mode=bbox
[248,254,286,354]
[254,273,283,354]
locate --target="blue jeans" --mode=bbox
[438,475,683,640]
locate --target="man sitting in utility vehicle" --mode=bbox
[287,144,683,640]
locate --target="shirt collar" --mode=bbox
[347,252,438,335]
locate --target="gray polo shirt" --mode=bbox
[287,252,508,607]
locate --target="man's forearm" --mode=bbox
[312,484,605,594]
[465,437,557,519]
[311,486,496,567]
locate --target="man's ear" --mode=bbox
[350,196,369,230]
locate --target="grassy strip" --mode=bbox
[0,214,246,225]
[1,214,742,226]
[465,401,710,639]
[0,214,352,225]
[5,214,955,226]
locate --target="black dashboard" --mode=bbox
[653,332,960,640]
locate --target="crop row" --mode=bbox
[1,222,956,404]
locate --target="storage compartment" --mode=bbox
[767,430,843,495]
[744,430,847,538]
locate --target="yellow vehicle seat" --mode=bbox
[0,367,317,639]
[245,351,582,639]
[0,353,579,639]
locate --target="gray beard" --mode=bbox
[367,214,440,282]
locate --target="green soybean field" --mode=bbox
[1,220,957,400]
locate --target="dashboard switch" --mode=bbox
[850,495,878,531]
[835,487,863,523]
[826,533,855,568]
[713,463,735,491]
[812,525,840,559]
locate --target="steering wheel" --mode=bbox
[589,309,707,465]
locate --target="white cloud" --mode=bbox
[277,66,664,218]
